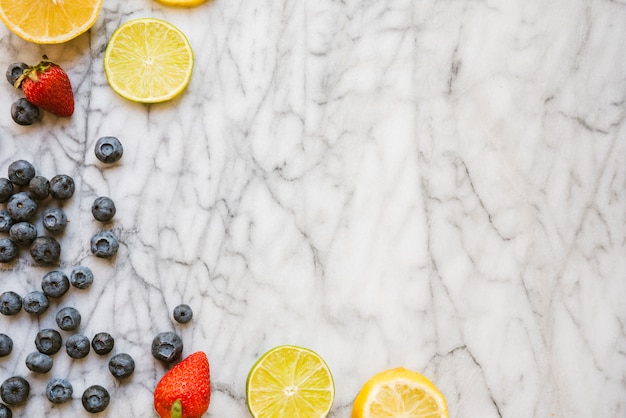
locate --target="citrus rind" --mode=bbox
[155,0,209,7]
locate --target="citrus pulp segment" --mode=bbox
[246,345,335,418]
[103,18,194,104]
[0,0,103,44]
[351,368,448,418]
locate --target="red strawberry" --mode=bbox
[154,351,211,418]
[18,56,74,117]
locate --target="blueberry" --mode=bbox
[0,377,29,406]
[10,99,40,126]
[94,136,123,163]
[42,207,68,233]
[46,378,73,404]
[23,291,49,316]
[8,222,37,246]
[48,174,74,200]
[151,331,183,364]
[0,292,21,316]
[82,385,109,413]
[41,270,70,298]
[0,211,13,233]
[0,403,11,418]
[56,307,81,331]
[70,266,94,289]
[0,334,13,357]
[108,353,135,379]
[35,329,62,355]
[65,334,90,359]
[30,236,61,266]
[6,192,37,221]
[0,238,18,264]
[173,304,193,324]
[91,196,116,222]
[6,62,28,88]
[90,230,119,259]
[27,175,50,201]
[25,352,53,373]
[7,160,35,186]
[0,178,13,203]
[91,332,114,355]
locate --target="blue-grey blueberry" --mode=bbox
[28,175,49,201]
[6,192,37,221]
[41,270,70,298]
[90,230,119,259]
[48,174,74,200]
[23,291,49,316]
[30,236,61,266]
[94,136,123,164]
[42,207,68,233]
[8,222,37,246]
[91,196,116,222]
[46,378,73,404]
[7,160,35,186]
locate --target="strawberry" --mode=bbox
[17,56,74,117]
[154,351,211,418]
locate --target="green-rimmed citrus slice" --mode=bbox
[103,18,193,103]
[246,345,335,417]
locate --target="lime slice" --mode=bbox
[103,18,194,103]
[0,0,103,44]
[351,368,448,418]
[246,345,335,418]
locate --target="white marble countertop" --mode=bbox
[1,0,625,417]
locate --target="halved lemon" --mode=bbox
[155,0,209,7]
[352,368,448,418]
[0,0,103,44]
[246,345,335,418]
[103,18,194,103]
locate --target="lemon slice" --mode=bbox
[0,0,103,44]
[155,0,208,7]
[103,18,194,103]
[352,368,448,418]
[246,345,335,418]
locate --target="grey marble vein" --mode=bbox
[1,0,625,417]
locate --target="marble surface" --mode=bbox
[1,0,625,416]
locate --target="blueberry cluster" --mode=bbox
[6,62,39,126]
[89,137,123,258]
[150,304,195,365]
[0,153,125,415]
[0,324,132,413]
[0,327,128,413]
[0,146,196,416]
[0,158,123,264]
[0,160,74,266]
[0,264,135,414]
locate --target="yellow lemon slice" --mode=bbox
[0,0,103,44]
[352,368,448,418]
[103,18,194,104]
[155,0,209,7]
[246,345,335,418]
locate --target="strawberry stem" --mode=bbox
[19,56,52,85]
[171,399,183,418]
